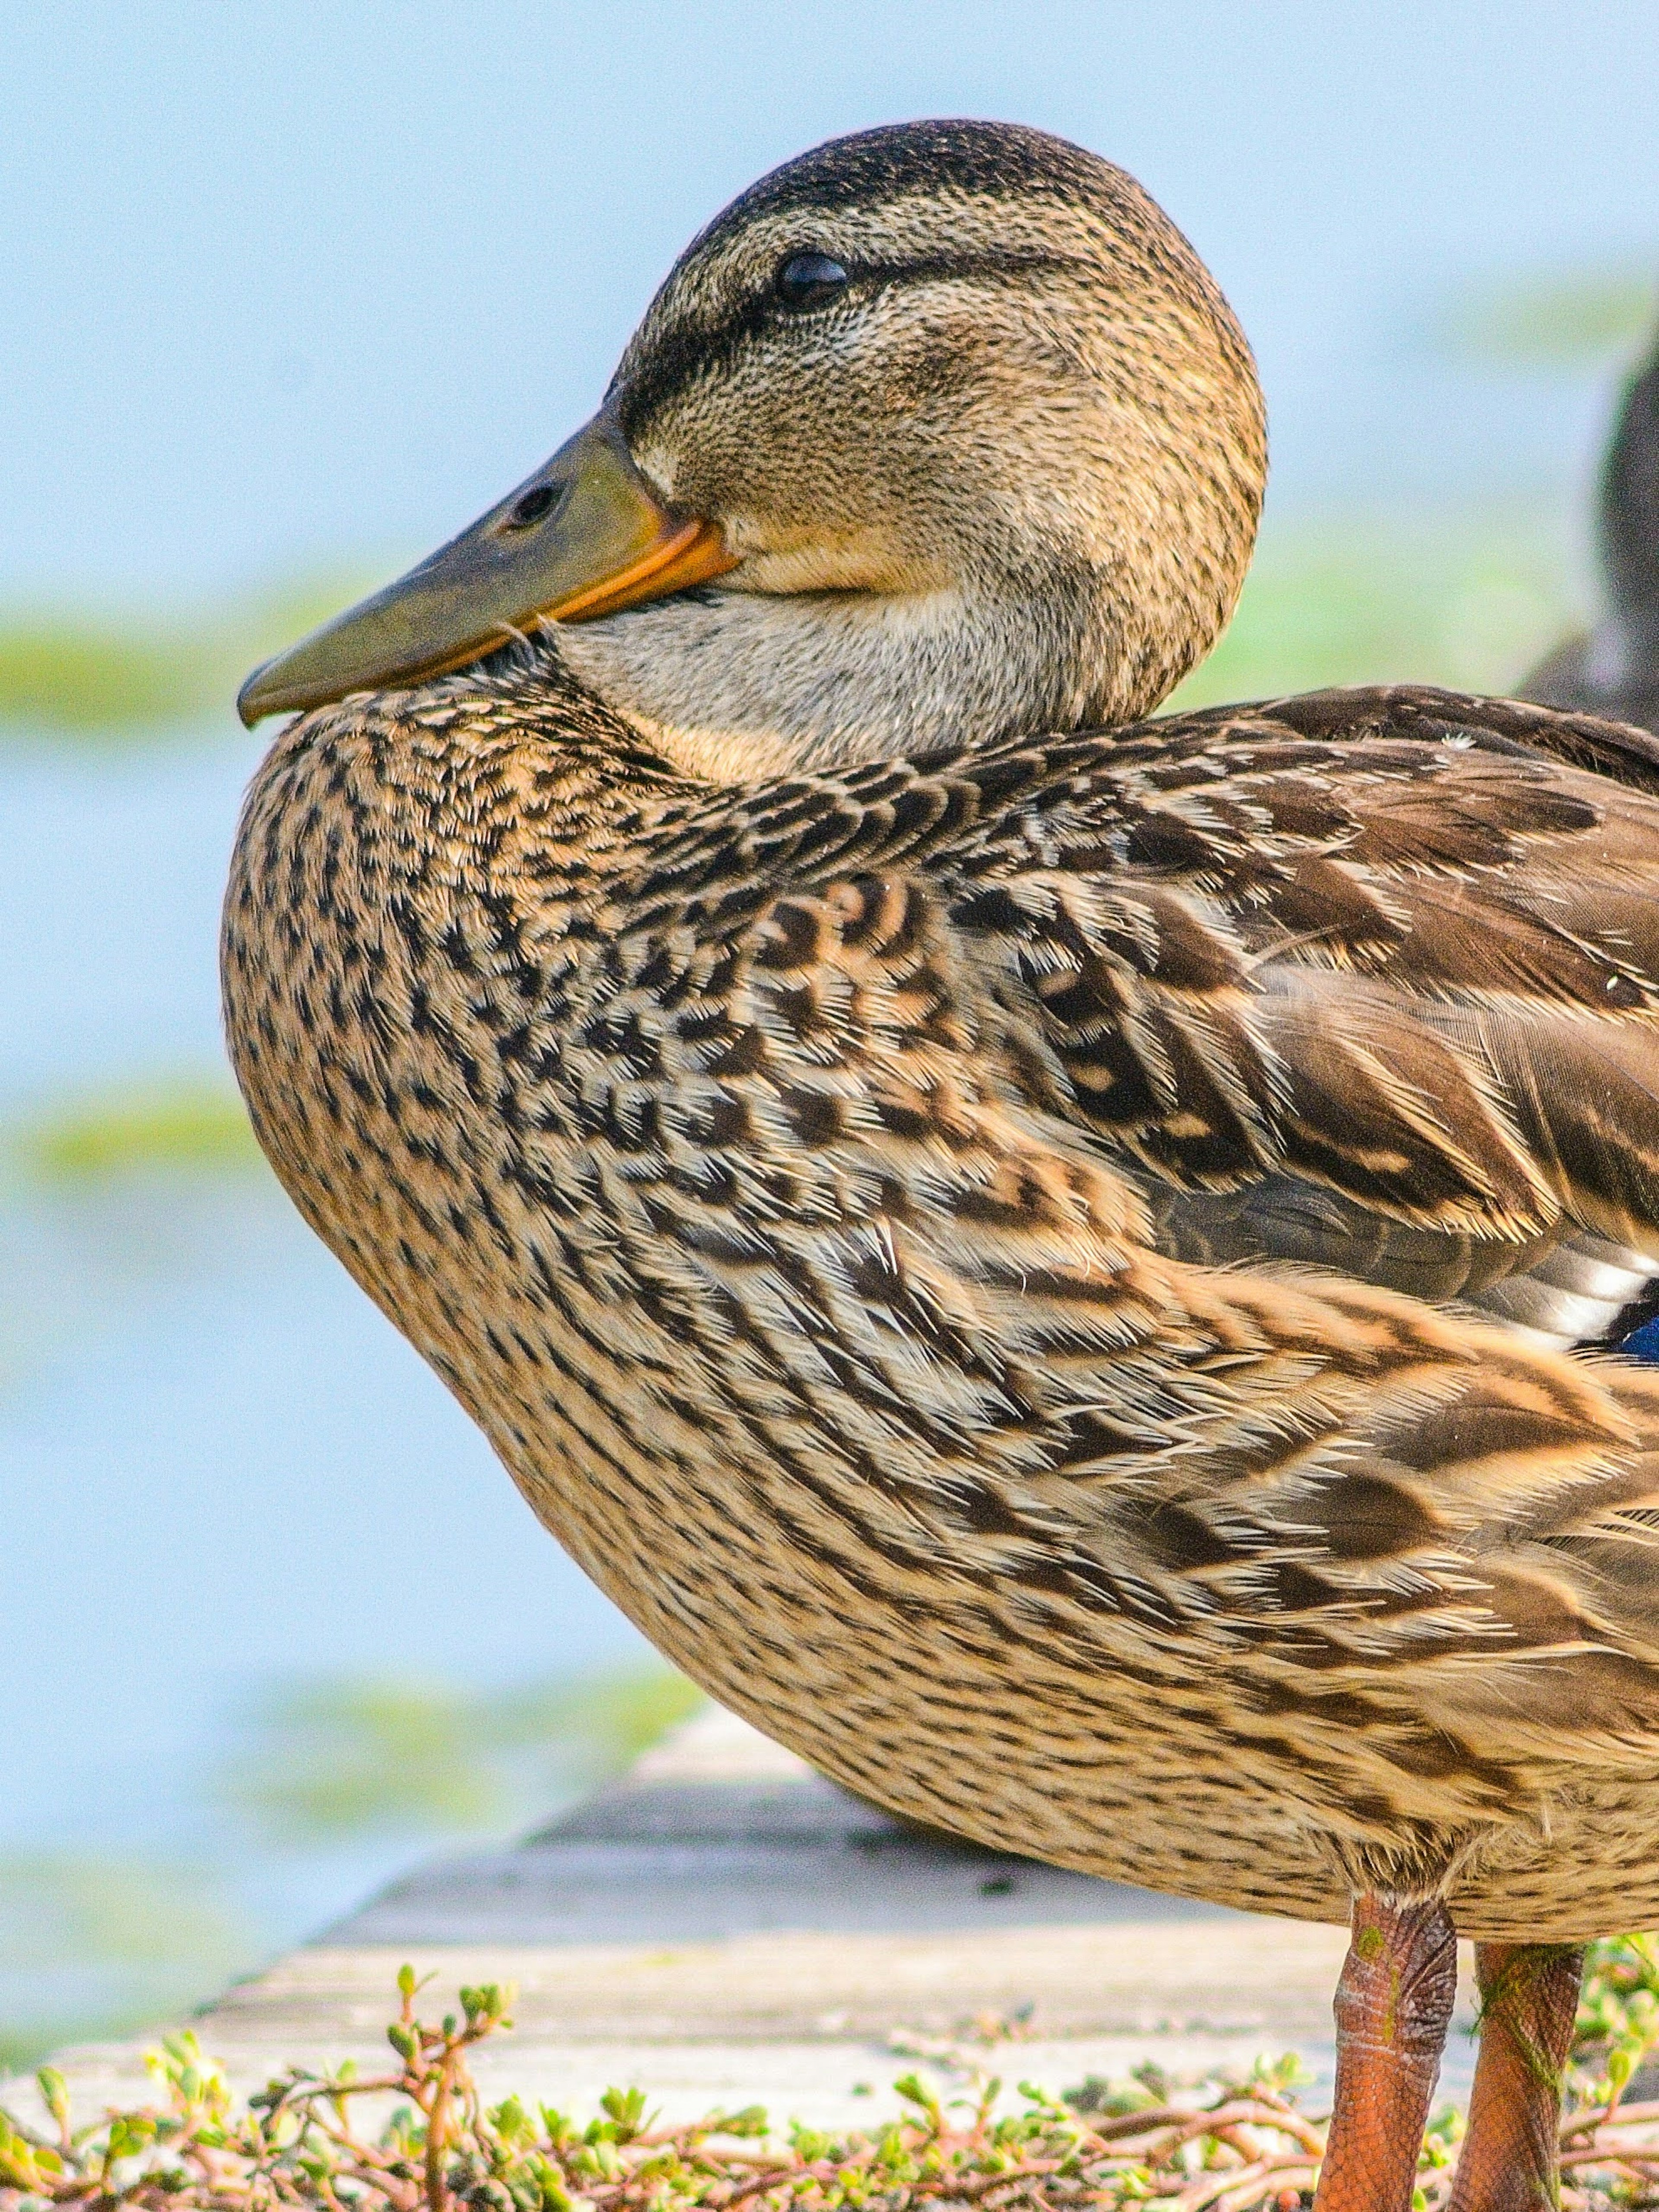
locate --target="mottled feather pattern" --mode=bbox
[224,668,1659,1936]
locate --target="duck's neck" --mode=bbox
[547,573,1118,782]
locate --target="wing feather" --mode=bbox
[906,686,1659,1345]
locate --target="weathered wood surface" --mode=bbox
[7,1708,1477,2128]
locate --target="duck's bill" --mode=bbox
[236,409,734,727]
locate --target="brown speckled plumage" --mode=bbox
[226,658,1659,1939]
[226,125,1659,1964]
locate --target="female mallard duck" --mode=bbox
[228,122,1659,2211]
[1525,314,1659,733]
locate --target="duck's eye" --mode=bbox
[775,252,849,309]
[505,484,561,530]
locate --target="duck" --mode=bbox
[1524,313,1659,733]
[226,121,1659,2212]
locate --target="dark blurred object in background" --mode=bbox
[1524,319,1659,730]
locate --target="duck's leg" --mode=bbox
[1447,1941,1584,2212]
[1312,1892,1458,2212]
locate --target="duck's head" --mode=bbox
[240,120,1267,776]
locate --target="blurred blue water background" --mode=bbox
[3,0,1659,2060]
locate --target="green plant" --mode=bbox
[9,1950,1659,2212]
[1570,1933,1659,2113]
[0,1971,1331,2212]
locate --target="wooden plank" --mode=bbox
[4,1707,1476,2129]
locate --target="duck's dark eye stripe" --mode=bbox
[618,248,1069,443]
[775,251,850,308]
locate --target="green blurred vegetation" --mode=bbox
[14,1079,262,1184]
[0,1668,701,2067]
[0,574,374,737]
[219,1665,704,1844]
[0,1857,245,2071]
[0,627,213,731]
[1433,264,1658,366]
[1168,503,1581,713]
[0,1080,268,1446]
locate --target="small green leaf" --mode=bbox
[35,2067,69,2130]
[599,2085,648,2139]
